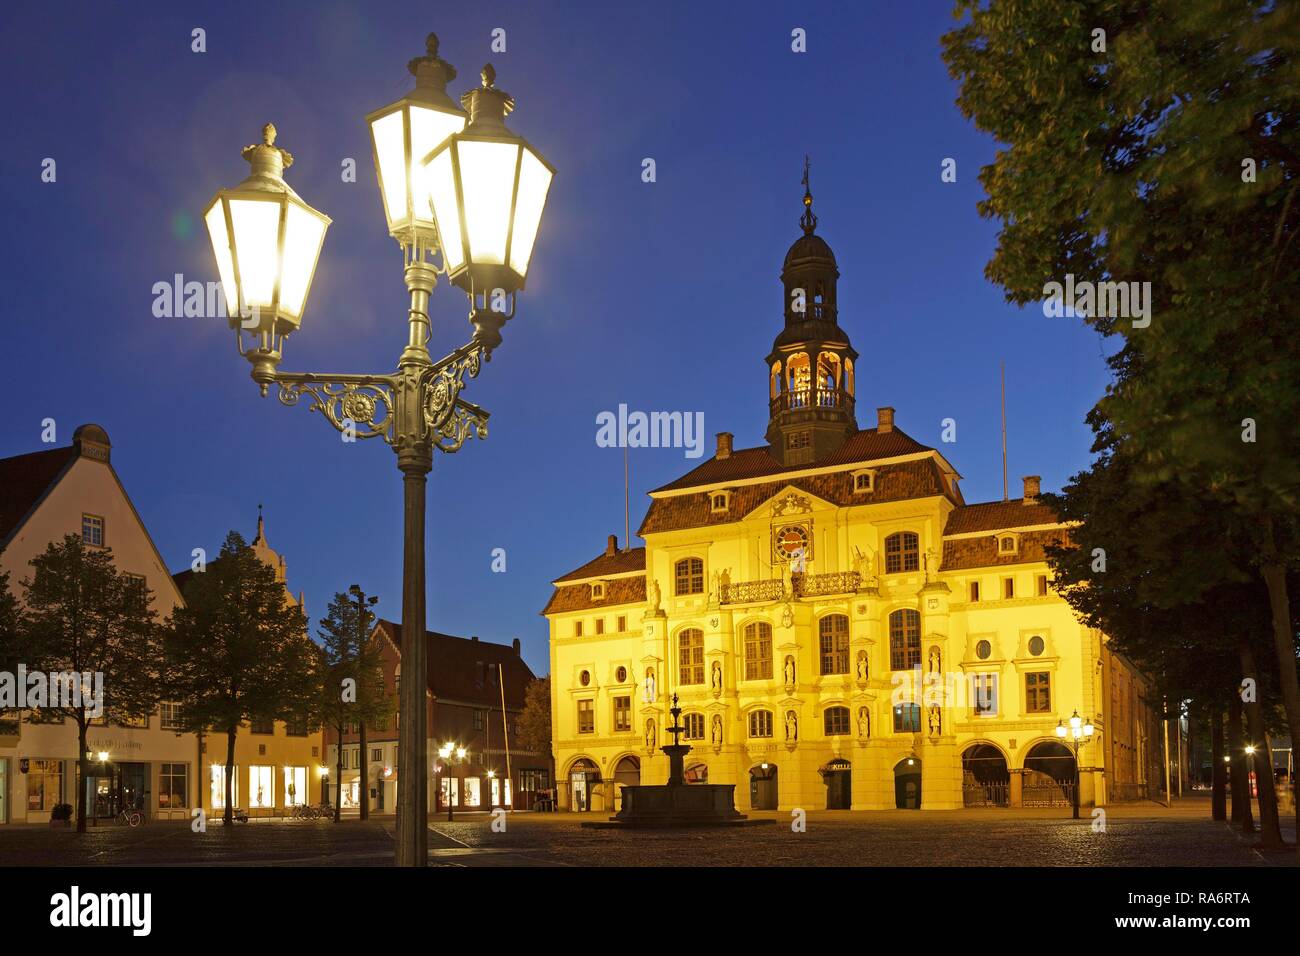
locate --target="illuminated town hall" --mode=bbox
[544,179,1160,814]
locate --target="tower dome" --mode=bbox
[765,159,858,465]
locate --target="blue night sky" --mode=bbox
[0,2,1112,677]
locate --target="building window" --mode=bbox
[519,769,550,793]
[616,615,627,632]
[678,628,704,685]
[577,700,594,734]
[116,713,149,729]
[893,703,921,733]
[474,709,484,730]
[683,713,705,740]
[285,718,308,736]
[823,706,850,736]
[884,532,919,573]
[818,614,849,675]
[1003,578,1015,599]
[999,535,1017,554]
[591,582,605,600]
[743,621,773,681]
[675,557,704,595]
[283,767,306,807]
[852,469,875,493]
[595,618,605,635]
[158,763,188,809]
[888,609,921,671]
[125,573,147,611]
[969,581,980,602]
[711,492,730,513]
[748,709,773,738]
[249,766,274,809]
[574,620,584,637]
[971,674,998,716]
[159,702,183,731]
[210,765,237,809]
[27,759,63,811]
[1036,574,1049,596]
[371,747,382,763]
[615,665,628,683]
[1028,635,1046,656]
[613,696,631,732]
[81,514,104,547]
[1025,672,1052,713]
[249,718,273,735]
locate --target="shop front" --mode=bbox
[83,760,149,820]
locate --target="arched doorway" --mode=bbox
[962,744,1010,807]
[894,756,922,809]
[568,758,600,812]
[822,758,851,809]
[612,756,640,810]
[1023,741,1076,807]
[684,763,709,784]
[749,764,778,810]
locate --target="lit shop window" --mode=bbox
[249,766,274,809]
[439,777,459,807]
[463,778,482,807]
[284,766,307,807]
[210,765,238,809]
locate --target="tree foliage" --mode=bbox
[515,676,552,757]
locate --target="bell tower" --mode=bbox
[765,159,858,465]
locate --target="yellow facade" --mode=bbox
[544,187,1157,815]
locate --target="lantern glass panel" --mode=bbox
[229,198,282,309]
[510,148,553,277]
[370,110,407,229]
[408,105,464,227]
[205,202,237,313]
[425,148,464,271]
[458,140,519,265]
[280,202,327,318]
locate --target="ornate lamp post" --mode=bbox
[1054,709,1096,819]
[202,33,554,867]
[437,741,468,822]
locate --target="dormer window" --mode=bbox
[711,491,731,513]
[590,581,606,601]
[997,533,1019,555]
[851,469,876,494]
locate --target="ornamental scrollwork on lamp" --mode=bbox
[421,346,483,434]
[276,377,397,442]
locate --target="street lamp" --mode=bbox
[202,33,554,868]
[437,741,468,822]
[1054,709,1096,819]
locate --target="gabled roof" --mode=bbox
[0,446,78,547]
[944,499,1062,535]
[374,619,536,709]
[650,426,934,493]
[554,546,646,583]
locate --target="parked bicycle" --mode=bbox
[115,807,144,827]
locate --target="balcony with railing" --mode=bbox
[719,579,787,605]
[792,571,860,598]
[769,386,855,417]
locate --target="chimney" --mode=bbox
[512,637,521,655]
[606,534,618,556]
[877,407,895,434]
[1022,475,1041,503]
[471,635,479,642]
[716,432,733,460]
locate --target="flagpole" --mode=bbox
[498,662,512,809]
[1001,361,1008,502]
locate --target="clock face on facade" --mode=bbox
[774,524,811,561]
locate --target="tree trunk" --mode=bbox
[1258,515,1300,859]
[1228,692,1252,831]
[224,726,237,826]
[76,718,89,833]
[1237,639,1281,847]
[358,720,369,821]
[334,722,344,824]
[1210,704,1226,822]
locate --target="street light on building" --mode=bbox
[437,741,468,822]
[202,32,554,867]
[1054,709,1095,819]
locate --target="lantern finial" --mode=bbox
[800,154,817,236]
[461,64,514,129]
[241,123,294,180]
[407,32,458,95]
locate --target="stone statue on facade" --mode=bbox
[857,707,870,739]
[856,650,869,682]
[645,717,656,749]
[784,710,799,741]
[711,660,723,695]
[711,713,723,746]
[783,654,796,687]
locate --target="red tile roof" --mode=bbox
[650,427,933,493]
[0,446,77,547]
[375,620,537,709]
[943,499,1062,535]
[554,546,647,583]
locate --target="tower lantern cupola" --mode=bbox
[765,159,858,465]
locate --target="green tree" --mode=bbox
[317,591,392,823]
[944,0,1300,853]
[515,676,552,758]
[20,535,163,832]
[0,568,22,676]
[164,531,318,826]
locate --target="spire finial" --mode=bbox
[256,502,265,541]
[800,155,817,235]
